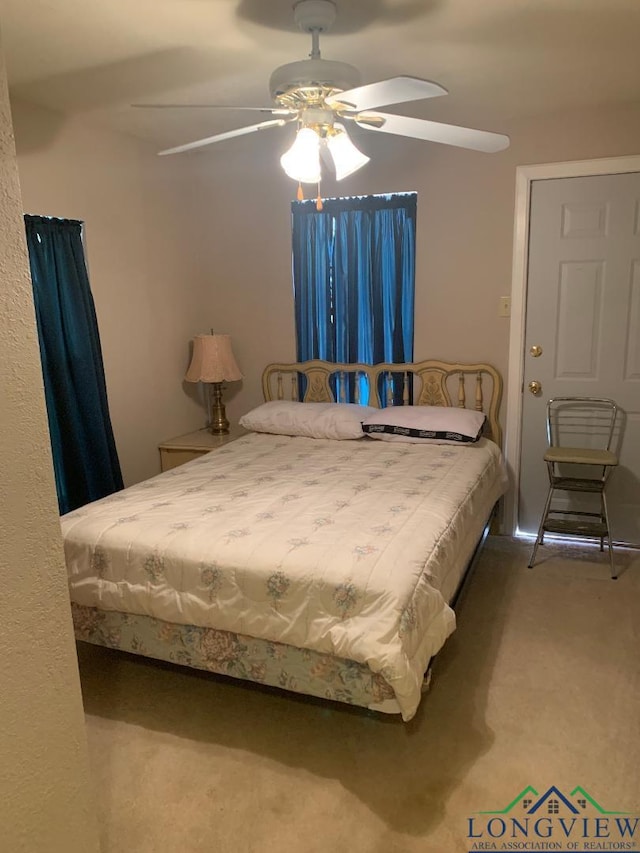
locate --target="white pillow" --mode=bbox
[361,405,486,444]
[239,401,378,440]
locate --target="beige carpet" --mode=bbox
[77,536,640,853]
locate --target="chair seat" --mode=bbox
[543,446,618,466]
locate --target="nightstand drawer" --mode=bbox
[159,447,210,471]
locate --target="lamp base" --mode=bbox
[209,382,230,434]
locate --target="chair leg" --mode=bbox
[601,490,617,580]
[528,486,554,569]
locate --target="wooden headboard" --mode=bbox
[262,359,503,446]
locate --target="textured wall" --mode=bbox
[0,38,99,853]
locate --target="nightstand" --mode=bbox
[158,424,248,472]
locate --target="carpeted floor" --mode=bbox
[77,536,640,853]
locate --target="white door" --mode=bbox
[519,172,640,547]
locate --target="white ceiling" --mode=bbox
[2,0,640,156]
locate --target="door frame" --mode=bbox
[504,154,640,536]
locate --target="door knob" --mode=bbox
[528,380,542,396]
[530,345,543,357]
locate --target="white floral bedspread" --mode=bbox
[63,432,507,720]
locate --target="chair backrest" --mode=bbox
[546,397,618,452]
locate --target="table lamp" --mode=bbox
[185,333,242,434]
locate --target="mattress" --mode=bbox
[63,431,507,720]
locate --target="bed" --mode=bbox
[66,359,506,721]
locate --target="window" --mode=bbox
[291,192,416,404]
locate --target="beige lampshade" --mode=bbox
[185,334,242,383]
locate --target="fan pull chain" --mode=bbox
[294,183,323,209]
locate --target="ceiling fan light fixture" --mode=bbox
[327,124,370,180]
[280,127,321,183]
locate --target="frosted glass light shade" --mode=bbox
[327,125,370,180]
[280,127,321,184]
[185,334,242,383]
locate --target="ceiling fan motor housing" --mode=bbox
[269,59,361,102]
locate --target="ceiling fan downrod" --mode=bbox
[309,27,321,60]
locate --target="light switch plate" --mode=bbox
[499,296,511,317]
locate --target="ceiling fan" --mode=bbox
[136,0,510,184]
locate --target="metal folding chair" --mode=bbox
[528,397,619,578]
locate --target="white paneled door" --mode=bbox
[518,172,640,547]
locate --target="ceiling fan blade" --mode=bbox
[327,76,447,112]
[158,118,291,156]
[134,103,293,115]
[356,112,510,153]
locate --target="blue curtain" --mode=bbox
[292,193,416,404]
[24,215,123,514]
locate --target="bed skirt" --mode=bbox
[72,603,410,716]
